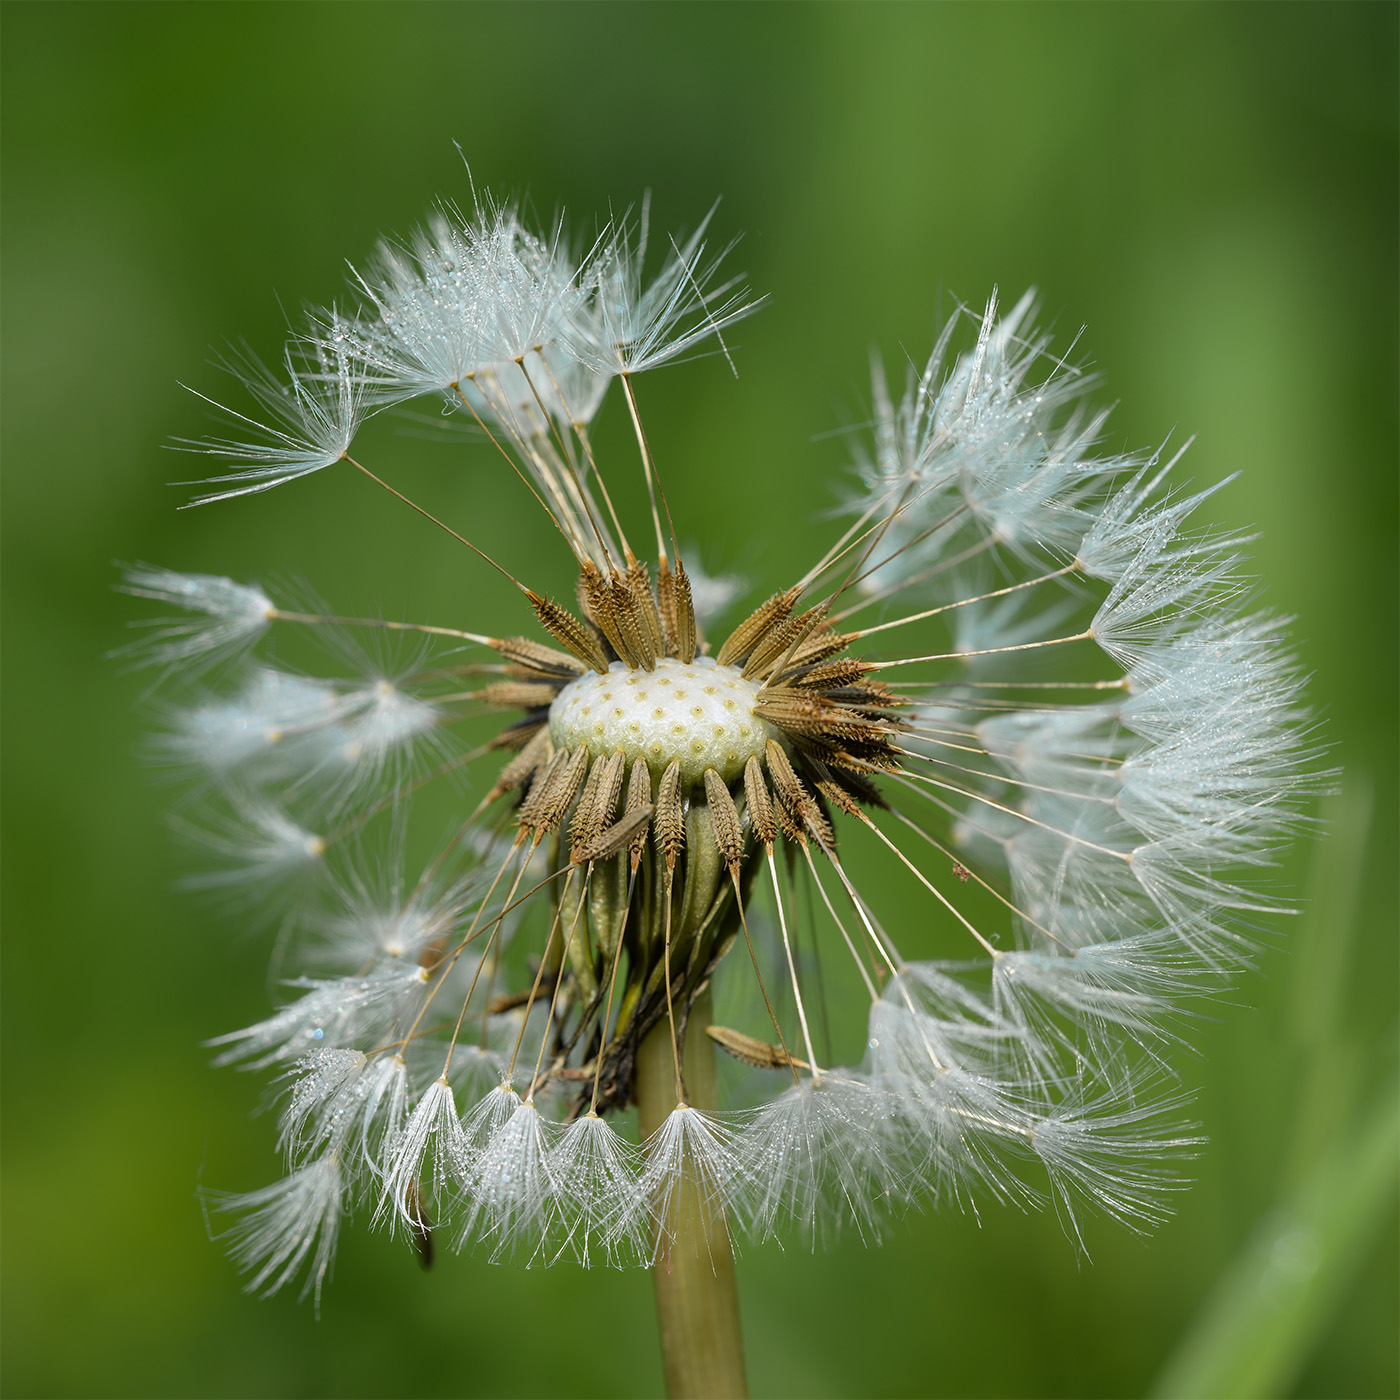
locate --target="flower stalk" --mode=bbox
[636,988,748,1400]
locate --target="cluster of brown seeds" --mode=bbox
[489,559,904,851]
[459,554,907,1111]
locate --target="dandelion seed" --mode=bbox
[177,795,327,903]
[550,1113,648,1266]
[640,1106,747,1257]
[158,668,340,776]
[116,565,274,669]
[207,964,429,1070]
[570,198,764,377]
[179,335,372,504]
[276,1048,368,1162]
[214,1154,343,1306]
[460,1096,558,1261]
[738,1076,896,1247]
[377,1077,469,1234]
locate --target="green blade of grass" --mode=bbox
[1150,1071,1398,1400]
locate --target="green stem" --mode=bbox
[636,988,748,1400]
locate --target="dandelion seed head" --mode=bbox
[133,185,1318,1298]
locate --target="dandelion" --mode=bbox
[131,185,1316,1395]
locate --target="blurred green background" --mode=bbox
[3,3,1396,1397]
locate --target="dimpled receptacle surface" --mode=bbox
[548,657,779,786]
